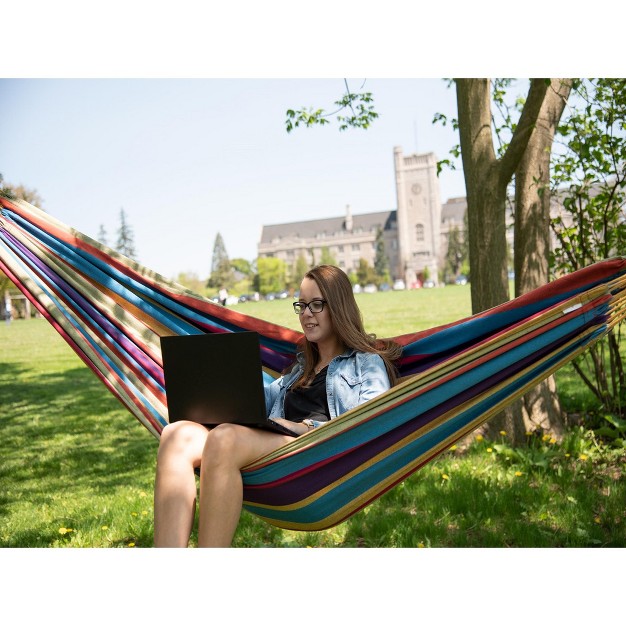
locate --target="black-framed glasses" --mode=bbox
[293,299,327,315]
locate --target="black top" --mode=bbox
[283,367,331,423]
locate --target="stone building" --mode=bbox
[258,147,467,286]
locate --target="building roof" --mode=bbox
[259,210,396,244]
[441,197,467,223]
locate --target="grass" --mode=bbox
[239,285,474,337]
[1,285,625,548]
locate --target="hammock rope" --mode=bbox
[2,196,626,530]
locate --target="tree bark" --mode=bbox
[456,78,549,314]
[482,79,574,442]
[455,78,554,445]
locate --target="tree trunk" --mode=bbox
[455,78,551,445]
[482,79,574,442]
[456,78,549,314]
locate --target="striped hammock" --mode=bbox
[2,196,626,531]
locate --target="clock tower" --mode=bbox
[394,147,442,286]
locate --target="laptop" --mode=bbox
[160,331,299,437]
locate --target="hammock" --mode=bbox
[2,197,626,531]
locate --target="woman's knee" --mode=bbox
[158,421,207,461]
[201,424,243,468]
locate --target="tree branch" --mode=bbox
[498,78,550,184]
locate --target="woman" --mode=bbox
[154,265,401,547]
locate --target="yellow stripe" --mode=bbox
[247,325,607,531]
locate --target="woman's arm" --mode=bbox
[357,353,391,404]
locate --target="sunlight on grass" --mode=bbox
[2,290,625,548]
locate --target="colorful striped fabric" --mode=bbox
[2,196,626,530]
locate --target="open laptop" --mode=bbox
[160,331,299,437]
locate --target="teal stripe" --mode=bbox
[243,311,601,486]
[243,328,604,526]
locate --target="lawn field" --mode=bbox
[1,284,625,549]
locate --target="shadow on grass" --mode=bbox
[337,455,625,548]
[0,361,157,516]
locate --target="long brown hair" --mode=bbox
[292,265,402,389]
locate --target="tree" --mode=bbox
[319,246,337,266]
[356,258,377,285]
[549,79,626,423]
[374,227,390,284]
[0,174,44,207]
[207,232,234,289]
[290,254,310,291]
[115,208,138,260]
[230,258,254,279]
[0,175,45,298]
[443,225,466,283]
[256,257,286,295]
[174,271,206,295]
[454,79,551,313]
[286,79,571,444]
[97,224,109,247]
[493,79,573,441]
[286,79,378,133]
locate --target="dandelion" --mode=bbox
[417,542,425,548]
[101,525,109,531]
[449,444,457,451]
[499,430,507,436]
[549,437,557,445]
[58,527,72,535]
[579,454,588,461]
[594,516,601,524]
[542,434,551,442]
[131,512,138,517]
[514,471,523,477]
[128,542,136,548]
[476,435,484,442]
[142,510,148,516]
[565,453,571,458]
[525,431,533,437]
[441,474,450,481]
[487,447,493,453]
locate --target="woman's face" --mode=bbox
[297,277,336,347]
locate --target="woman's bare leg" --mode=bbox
[154,421,210,547]
[197,424,293,547]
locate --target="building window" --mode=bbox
[416,224,425,242]
[352,244,360,251]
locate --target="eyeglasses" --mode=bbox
[293,299,327,315]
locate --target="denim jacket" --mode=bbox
[264,349,391,428]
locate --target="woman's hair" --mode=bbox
[292,264,403,388]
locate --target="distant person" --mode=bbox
[4,294,11,325]
[218,287,228,307]
[153,265,402,547]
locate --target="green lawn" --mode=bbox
[240,285,474,337]
[1,285,625,548]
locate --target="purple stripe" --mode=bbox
[5,231,165,386]
[243,317,601,507]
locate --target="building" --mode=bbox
[258,147,466,286]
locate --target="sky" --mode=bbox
[0,78,465,279]
[3,1,616,283]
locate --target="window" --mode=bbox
[416,224,424,242]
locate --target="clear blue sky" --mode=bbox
[1,3,614,281]
[0,78,466,279]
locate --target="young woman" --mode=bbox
[153,265,402,547]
